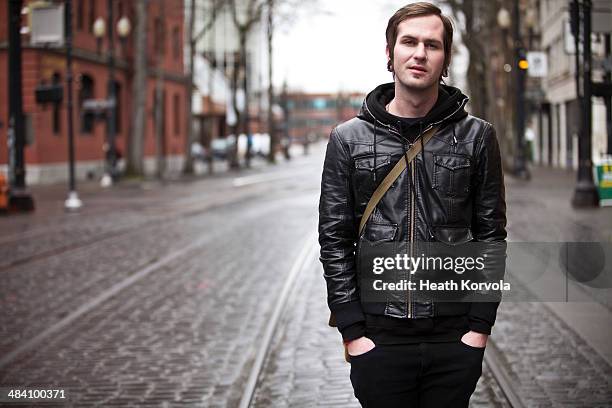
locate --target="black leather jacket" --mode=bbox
[318,83,507,339]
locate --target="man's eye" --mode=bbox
[427,44,439,49]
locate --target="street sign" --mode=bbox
[592,82,612,97]
[35,84,63,104]
[526,52,547,77]
[593,0,612,34]
[594,160,612,206]
[82,99,115,113]
[30,4,64,46]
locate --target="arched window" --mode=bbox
[174,92,180,137]
[52,72,62,135]
[79,74,95,134]
[113,81,121,134]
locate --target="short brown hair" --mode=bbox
[386,2,454,80]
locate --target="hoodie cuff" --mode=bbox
[329,300,366,332]
[467,301,499,335]
[340,322,366,342]
[468,318,492,335]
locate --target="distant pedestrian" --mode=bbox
[318,2,507,407]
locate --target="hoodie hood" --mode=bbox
[359,82,469,142]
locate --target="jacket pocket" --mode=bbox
[354,153,391,171]
[353,153,391,196]
[430,226,474,246]
[432,154,471,197]
[363,222,398,244]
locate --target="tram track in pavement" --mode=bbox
[483,339,526,408]
[0,193,319,374]
[237,232,318,408]
[0,166,315,274]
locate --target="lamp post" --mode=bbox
[93,16,105,54]
[6,0,34,211]
[117,16,131,50]
[64,0,82,210]
[512,0,530,180]
[570,0,599,207]
[93,1,130,187]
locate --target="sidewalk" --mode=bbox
[505,165,612,367]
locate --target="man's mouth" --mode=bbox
[409,66,427,72]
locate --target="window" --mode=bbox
[174,93,180,136]
[52,73,62,135]
[79,74,95,134]
[154,18,165,55]
[88,0,95,34]
[152,88,166,139]
[172,27,180,59]
[76,0,84,31]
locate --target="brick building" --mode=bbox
[285,92,363,144]
[0,0,188,184]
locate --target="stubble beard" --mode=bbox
[396,69,439,94]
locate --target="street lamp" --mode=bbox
[497,8,511,31]
[93,17,105,54]
[117,16,131,40]
[93,2,130,188]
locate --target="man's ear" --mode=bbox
[386,45,393,72]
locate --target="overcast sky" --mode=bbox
[272,0,467,94]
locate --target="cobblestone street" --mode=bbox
[1,143,611,407]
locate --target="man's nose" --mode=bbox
[413,43,427,60]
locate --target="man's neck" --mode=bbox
[387,82,439,118]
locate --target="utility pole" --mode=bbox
[7,0,34,211]
[513,0,530,180]
[571,0,599,207]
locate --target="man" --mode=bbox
[318,2,507,407]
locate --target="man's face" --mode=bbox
[387,15,446,92]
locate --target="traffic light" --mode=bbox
[518,49,528,70]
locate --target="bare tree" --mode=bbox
[127,0,148,176]
[444,0,515,169]
[266,0,275,163]
[265,0,323,163]
[154,0,166,179]
[443,0,495,119]
[228,0,265,169]
[183,0,222,174]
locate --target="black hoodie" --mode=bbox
[360,82,469,142]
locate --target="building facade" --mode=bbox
[534,0,610,169]
[0,0,188,184]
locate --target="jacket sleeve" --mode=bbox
[469,123,508,335]
[318,127,366,340]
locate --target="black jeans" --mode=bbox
[349,341,485,407]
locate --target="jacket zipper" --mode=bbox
[408,160,416,318]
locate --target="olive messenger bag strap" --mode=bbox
[327,125,439,362]
[357,125,440,237]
